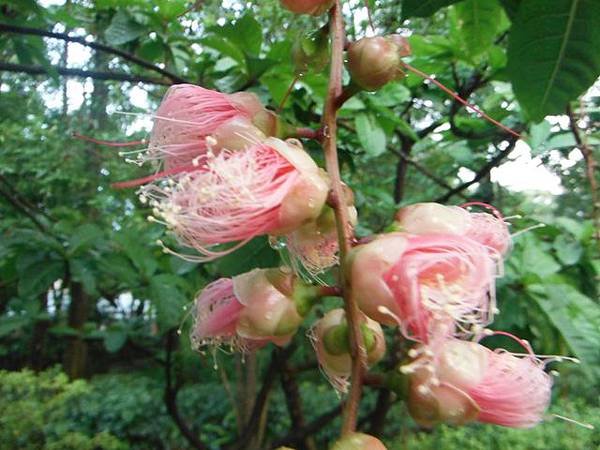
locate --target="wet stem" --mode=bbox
[322,0,367,435]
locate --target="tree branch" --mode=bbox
[435,137,519,203]
[271,405,343,449]
[566,104,599,238]
[0,62,173,85]
[322,1,365,435]
[0,23,187,83]
[164,329,209,450]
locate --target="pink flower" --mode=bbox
[310,309,386,392]
[148,84,270,170]
[395,202,511,257]
[113,85,275,188]
[350,233,496,341]
[190,269,304,350]
[280,0,334,15]
[406,338,552,428]
[145,138,329,261]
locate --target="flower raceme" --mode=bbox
[145,138,329,261]
[280,0,334,15]
[394,202,511,257]
[311,309,386,392]
[405,339,552,428]
[190,268,309,351]
[348,233,496,341]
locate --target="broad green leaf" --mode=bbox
[0,315,31,338]
[507,0,600,121]
[214,237,279,277]
[455,0,503,58]
[17,257,64,298]
[520,236,561,277]
[103,326,128,353]
[553,234,583,265]
[70,257,98,296]
[105,10,146,46]
[527,120,552,154]
[402,0,462,19]
[149,274,188,331]
[529,283,600,381]
[355,113,387,157]
[201,36,246,66]
[68,224,104,256]
[213,14,262,57]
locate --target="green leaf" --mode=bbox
[213,13,263,57]
[402,0,462,19]
[507,0,600,121]
[520,236,561,277]
[553,234,582,265]
[149,274,188,332]
[68,224,104,256]
[499,0,521,19]
[105,10,145,46]
[214,237,279,277]
[455,0,503,58]
[529,283,600,381]
[201,36,246,66]
[103,326,128,353]
[527,120,552,153]
[355,113,387,157]
[0,315,31,338]
[17,256,64,298]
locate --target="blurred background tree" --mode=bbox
[0,0,598,449]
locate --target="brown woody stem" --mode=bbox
[322,1,366,435]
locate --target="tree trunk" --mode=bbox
[63,281,89,378]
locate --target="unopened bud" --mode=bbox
[347,35,411,91]
[280,0,334,16]
[211,117,267,151]
[330,433,387,450]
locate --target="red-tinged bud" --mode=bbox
[280,0,334,16]
[312,309,386,392]
[292,27,330,75]
[330,433,387,450]
[347,35,411,91]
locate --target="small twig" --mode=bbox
[435,137,519,203]
[0,62,173,85]
[164,329,208,450]
[0,23,187,83]
[567,104,599,238]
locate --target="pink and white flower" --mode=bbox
[145,138,329,261]
[349,233,496,341]
[190,268,304,351]
[394,202,511,257]
[406,338,552,428]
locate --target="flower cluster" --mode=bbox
[347,202,552,428]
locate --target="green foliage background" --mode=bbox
[0,0,598,449]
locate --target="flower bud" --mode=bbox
[330,433,387,450]
[292,27,330,75]
[234,269,303,345]
[280,0,334,15]
[313,309,386,391]
[347,35,411,91]
[395,203,471,236]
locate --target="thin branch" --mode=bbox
[323,1,365,435]
[271,405,343,449]
[0,23,187,83]
[226,347,294,450]
[566,104,599,238]
[164,329,209,450]
[435,137,518,203]
[0,62,172,85]
[394,135,414,203]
